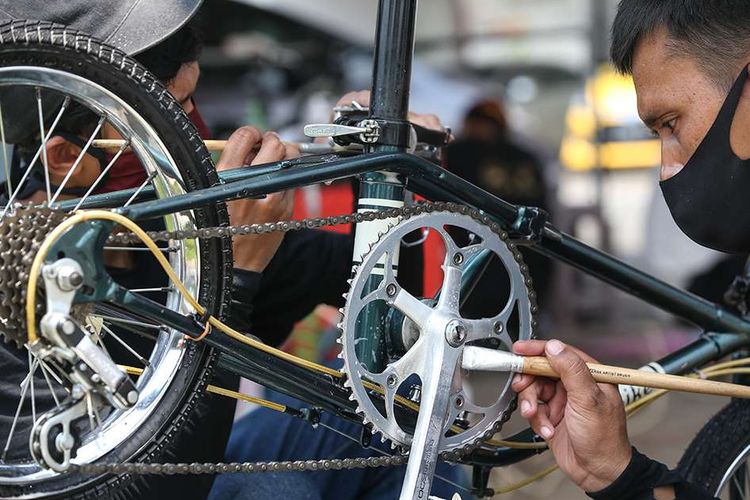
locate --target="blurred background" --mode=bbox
[194,1,742,497]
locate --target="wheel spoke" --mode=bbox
[71,140,129,211]
[0,359,37,461]
[100,323,151,367]
[0,101,12,197]
[123,171,156,207]
[50,116,106,204]
[36,88,51,203]
[1,96,69,217]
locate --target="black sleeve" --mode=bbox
[587,448,716,499]
[225,268,263,333]
[245,228,354,346]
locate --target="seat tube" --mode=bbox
[352,0,418,373]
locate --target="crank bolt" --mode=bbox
[445,320,467,347]
[493,321,503,334]
[386,374,398,388]
[385,283,398,297]
[452,253,464,265]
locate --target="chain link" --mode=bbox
[71,455,407,475]
[107,201,493,245]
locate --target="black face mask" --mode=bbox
[660,67,750,254]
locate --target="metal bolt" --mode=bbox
[454,396,464,409]
[386,374,398,388]
[452,253,464,265]
[445,320,467,347]
[43,266,57,279]
[68,271,83,287]
[385,283,398,297]
[55,432,74,452]
[91,374,101,384]
[57,318,76,336]
[493,321,504,334]
[407,384,422,403]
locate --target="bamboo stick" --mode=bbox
[92,139,335,155]
[461,346,750,399]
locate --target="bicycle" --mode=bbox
[0,1,749,498]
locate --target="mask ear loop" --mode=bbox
[48,131,111,198]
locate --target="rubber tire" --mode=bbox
[0,20,235,499]
[678,398,750,496]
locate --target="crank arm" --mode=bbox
[398,331,461,499]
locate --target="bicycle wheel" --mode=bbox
[678,398,750,499]
[0,20,234,499]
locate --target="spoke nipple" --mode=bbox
[385,283,398,297]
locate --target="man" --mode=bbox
[516,1,750,498]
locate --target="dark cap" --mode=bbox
[0,0,202,55]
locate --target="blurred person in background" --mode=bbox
[445,99,553,317]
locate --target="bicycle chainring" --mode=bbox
[339,207,536,457]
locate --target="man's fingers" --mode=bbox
[408,112,443,131]
[284,142,300,160]
[544,339,600,404]
[528,402,555,440]
[336,90,371,108]
[216,126,263,171]
[252,132,287,165]
[513,340,547,356]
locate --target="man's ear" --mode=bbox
[44,135,81,181]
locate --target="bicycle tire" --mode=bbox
[678,398,750,497]
[0,20,234,499]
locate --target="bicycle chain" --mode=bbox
[71,455,407,475]
[86,201,534,480]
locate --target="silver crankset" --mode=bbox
[340,210,535,499]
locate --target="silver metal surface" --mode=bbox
[461,347,524,373]
[0,66,201,488]
[340,210,534,498]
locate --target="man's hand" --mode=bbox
[336,90,446,132]
[216,126,299,273]
[512,339,632,493]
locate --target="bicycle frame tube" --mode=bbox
[352,0,418,374]
[119,152,750,336]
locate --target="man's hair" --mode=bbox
[610,0,750,90]
[134,17,204,83]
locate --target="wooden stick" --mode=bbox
[522,356,750,399]
[92,139,335,155]
[461,347,750,399]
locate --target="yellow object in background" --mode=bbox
[560,66,660,171]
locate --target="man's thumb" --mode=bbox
[544,340,598,398]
